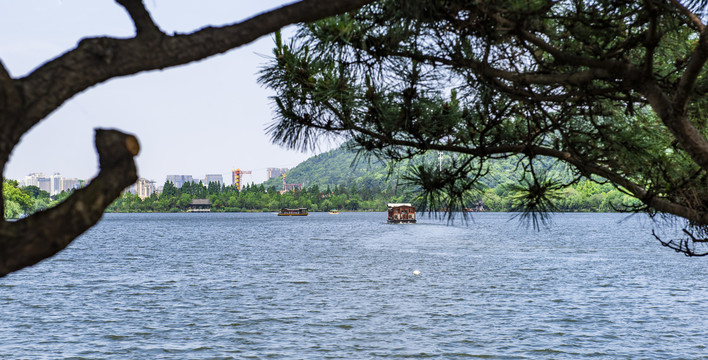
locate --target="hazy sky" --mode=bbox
[0,0,337,185]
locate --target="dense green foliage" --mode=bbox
[104,177,639,214]
[107,181,403,213]
[2,180,68,219]
[259,0,708,253]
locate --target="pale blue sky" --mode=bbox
[0,1,337,185]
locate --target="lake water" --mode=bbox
[2,212,708,359]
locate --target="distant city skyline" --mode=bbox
[13,167,287,189]
[19,172,84,196]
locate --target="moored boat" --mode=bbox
[278,208,309,216]
[387,203,416,224]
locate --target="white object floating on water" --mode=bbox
[413,270,421,276]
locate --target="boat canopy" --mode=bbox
[387,203,413,208]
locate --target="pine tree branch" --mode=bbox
[352,44,615,88]
[492,13,628,73]
[410,7,708,178]
[302,109,708,225]
[670,0,705,31]
[642,0,660,76]
[674,29,708,112]
[641,77,708,174]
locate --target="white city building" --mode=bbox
[21,173,83,196]
[165,174,193,188]
[204,174,224,186]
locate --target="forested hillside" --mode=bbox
[255,144,640,213]
[262,144,392,190]
[265,144,568,191]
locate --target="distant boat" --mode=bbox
[387,203,416,224]
[277,208,309,216]
[329,209,339,214]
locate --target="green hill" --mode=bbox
[259,144,640,213]
[263,145,394,190]
[262,144,527,191]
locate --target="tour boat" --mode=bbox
[329,209,339,214]
[387,203,416,224]
[277,208,309,216]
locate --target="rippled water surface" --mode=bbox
[2,212,708,359]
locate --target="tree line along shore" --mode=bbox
[4,176,640,218]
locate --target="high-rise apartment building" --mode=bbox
[37,177,51,194]
[62,178,81,192]
[165,175,193,188]
[204,174,224,186]
[21,173,46,188]
[51,173,62,195]
[127,178,156,199]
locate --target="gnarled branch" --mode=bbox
[654,229,708,257]
[669,0,705,32]
[115,0,163,38]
